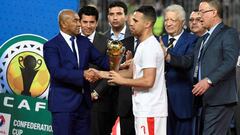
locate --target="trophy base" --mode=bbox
[108,82,117,86]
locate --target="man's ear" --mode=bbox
[60,20,67,29]
[212,10,218,18]
[145,21,152,28]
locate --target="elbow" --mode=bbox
[143,80,155,89]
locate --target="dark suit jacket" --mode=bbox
[43,33,109,112]
[170,23,240,106]
[117,36,134,116]
[103,27,134,117]
[162,31,197,119]
[92,32,108,54]
[89,32,116,112]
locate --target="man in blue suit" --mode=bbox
[161,4,197,135]
[164,0,240,134]
[43,9,109,135]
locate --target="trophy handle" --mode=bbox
[35,59,42,70]
[18,56,24,68]
[107,39,113,48]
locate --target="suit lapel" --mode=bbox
[172,31,187,54]
[93,32,106,53]
[162,35,168,47]
[166,31,188,55]
[202,23,225,57]
[76,36,90,69]
[57,34,79,67]
[76,37,82,68]
[125,25,132,38]
[104,30,111,39]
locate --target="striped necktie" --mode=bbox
[167,38,176,50]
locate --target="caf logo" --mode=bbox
[0,34,50,99]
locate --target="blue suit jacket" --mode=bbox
[162,31,197,119]
[43,33,109,112]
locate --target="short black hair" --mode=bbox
[136,6,156,25]
[78,6,99,21]
[108,1,128,15]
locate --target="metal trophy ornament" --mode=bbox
[107,40,125,85]
[18,55,42,96]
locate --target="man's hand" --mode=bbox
[107,71,125,85]
[84,69,100,83]
[125,50,133,61]
[88,68,110,79]
[120,50,133,69]
[159,36,171,62]
[120,59,132,69]
[192,78,211,96]
[159,36,167,56]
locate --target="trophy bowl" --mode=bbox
[107,40,125,85]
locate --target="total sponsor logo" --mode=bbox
[0,115,6,127]
[0,113,11,135]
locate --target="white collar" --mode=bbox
[81,31,96,43]
[60,31,72,41]
[110,25,126,37]
[169,29,184,47]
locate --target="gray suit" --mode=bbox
[170,23,240,134]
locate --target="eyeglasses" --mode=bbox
[200,9,214,14]
[189,18,201,22]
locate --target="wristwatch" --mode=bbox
[91,90,99,99]
[206,78,213,86]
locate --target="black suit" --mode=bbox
[169,23,240,134]
[118,36,135,135]
[88,32,115,135]
[103,27,135,135]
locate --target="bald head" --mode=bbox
[58,9,80,36]
[58,9,75,27]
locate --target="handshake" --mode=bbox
[84,49,134,83]
[83,68,110,83]
[84,68,115,101]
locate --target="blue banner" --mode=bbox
[0,1,80,134]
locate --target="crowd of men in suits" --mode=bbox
[43,0,240,135]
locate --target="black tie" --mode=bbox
[70,36,77,60]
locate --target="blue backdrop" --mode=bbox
[0,1,80,134]
[0,0,80,45]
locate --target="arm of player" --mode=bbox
[108,67,156,90]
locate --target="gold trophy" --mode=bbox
[107,40,125,85]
